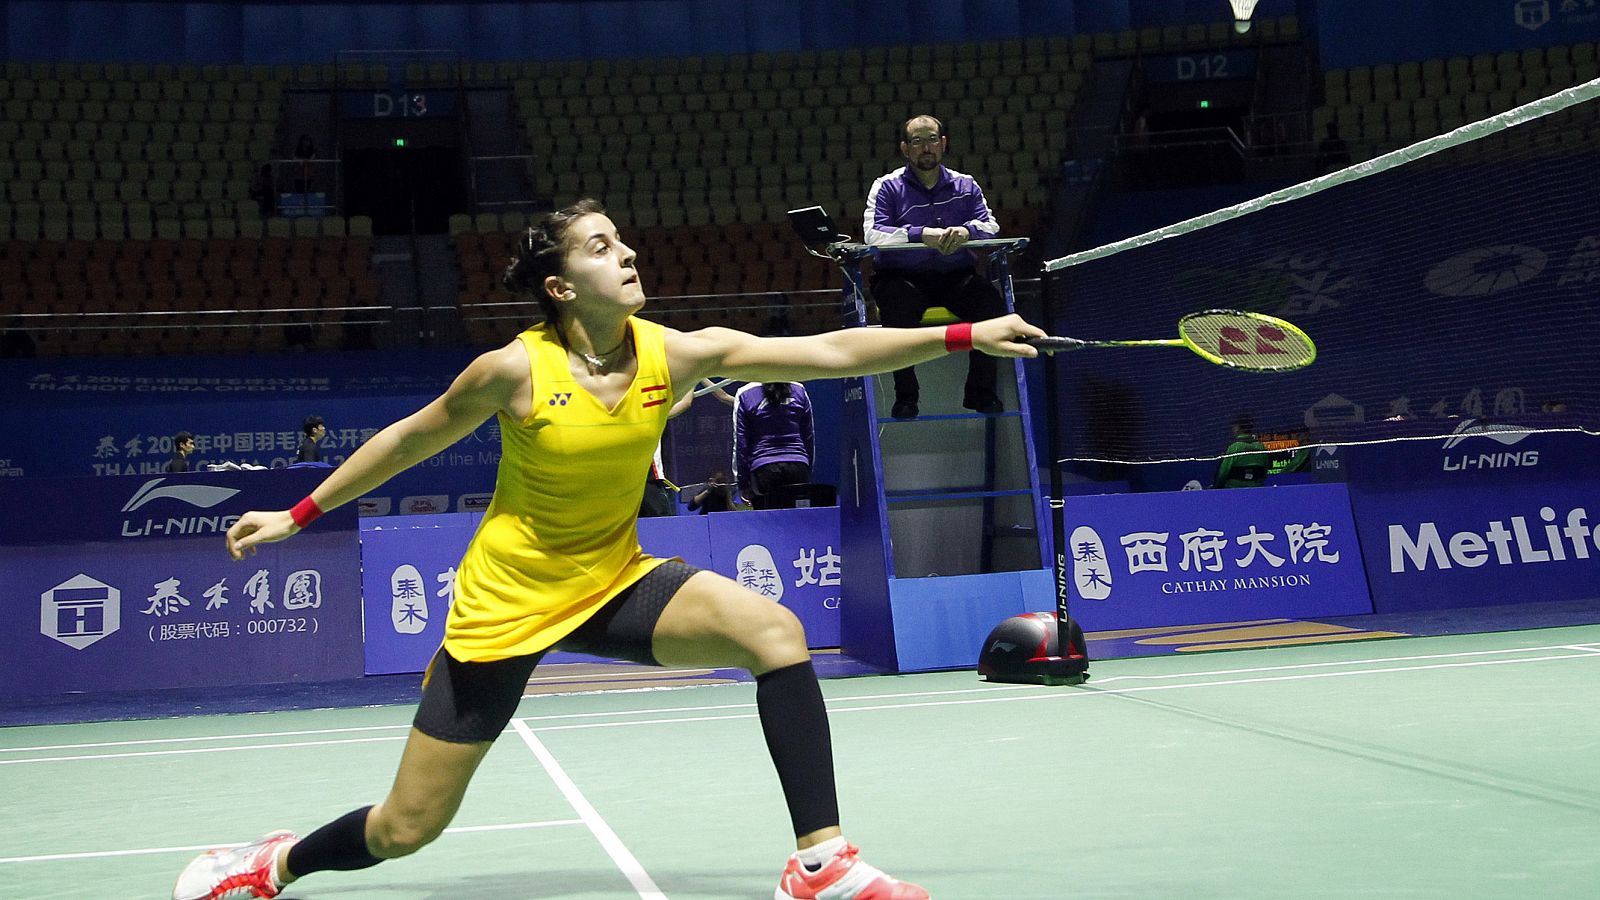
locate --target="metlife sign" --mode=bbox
[1344,429,1600,613]
[1358,484,1600,613]
[1061,484,1372,632]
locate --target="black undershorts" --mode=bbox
[412,559,701,743]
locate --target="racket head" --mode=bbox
[1177,309,1316,372]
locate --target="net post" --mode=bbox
[1041,270,1072,654]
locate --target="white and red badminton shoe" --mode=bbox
[776,841,930,899]
[172,830,297,900]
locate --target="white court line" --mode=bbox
[1086,642,1600,683]
[817,652,1600,716]
[0,819,583,865]
[0,723,413,755]
[510,719,665,900]
[5,642,1599,764]
[3,642,1579,757]
[0,685,1039,756]
[513,651,1600,731]
[0,734,408,766]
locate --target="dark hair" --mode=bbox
[1231,415,1255,434]
[503,198,608,324]
[761,382,791,405]
[901,114,945,144]
[174,430,194,445]
[302,415,324,436]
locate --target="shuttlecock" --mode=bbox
[1229,0,1258,32]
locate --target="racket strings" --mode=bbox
[1178,311,1315,372]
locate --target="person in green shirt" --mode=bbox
[1213,415,1273,488]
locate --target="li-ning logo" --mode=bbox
[122,478,240,513]
[120,477,242,537]
[548,392,573,406]
[1440,419,1539,471]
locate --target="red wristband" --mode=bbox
[944,322,974,353]
[290,496,324,529]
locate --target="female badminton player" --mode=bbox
[174,198,1044,900]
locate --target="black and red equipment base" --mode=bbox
[977,611,1090,686]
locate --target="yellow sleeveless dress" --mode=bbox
[445,318,674,661]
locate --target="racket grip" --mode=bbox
[1024,336,1087,354]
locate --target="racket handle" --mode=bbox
[1024,336,1087,354]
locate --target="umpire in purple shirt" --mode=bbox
[864,114,1007,419]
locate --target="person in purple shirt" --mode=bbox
[732,381,814,509]
[864,114,1007,420]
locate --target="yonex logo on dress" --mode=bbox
[41,573,120,650]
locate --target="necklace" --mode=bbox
[576,334,629,371]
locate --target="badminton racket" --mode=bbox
[1025,309,1315,373]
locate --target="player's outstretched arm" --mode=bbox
[225,345,523,559]
[666,314,1044,388]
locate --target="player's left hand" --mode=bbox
[972,314,1046,358]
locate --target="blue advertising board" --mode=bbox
[1,353,843,521]
[0,470,363,699]
[1061,483,1372,631]
[1356,480,1600,614]
[1343,430,1600,613]
[0,350,492,517]
[706,508,842,649]
[1341,420,1596,489]
[359,507,840,675]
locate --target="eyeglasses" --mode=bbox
[905,135,943,147]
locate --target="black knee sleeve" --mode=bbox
[756,660,841,837]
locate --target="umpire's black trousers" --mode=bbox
[870,267,1007,403]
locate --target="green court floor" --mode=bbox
[4,625,1600,899]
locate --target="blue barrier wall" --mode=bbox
[1343,429,1600,613]
[1061,482,1372,631]
[0,469,363,699]
[358,505,842,674]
